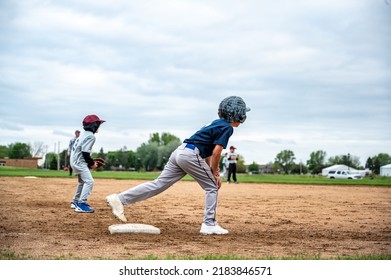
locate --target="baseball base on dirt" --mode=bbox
[108,223,161,235]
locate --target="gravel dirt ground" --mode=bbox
[0,177,390,259]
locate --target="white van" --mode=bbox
[327,170,363,179]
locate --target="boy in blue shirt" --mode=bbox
[106,96,250,235]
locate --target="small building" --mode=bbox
[259,164,274,174]
[380,164,391,177]
[0,158,41,169]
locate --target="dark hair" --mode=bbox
[83,121,101,134]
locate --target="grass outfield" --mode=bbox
[0,166,390,186]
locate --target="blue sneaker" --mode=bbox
[70,201,78,209]
[75,202,94,213]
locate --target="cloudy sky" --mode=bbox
[1,0,390,166]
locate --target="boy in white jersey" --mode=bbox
[227,146,239,184]
[70,114,105,213]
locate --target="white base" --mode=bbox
[108,223,161,235]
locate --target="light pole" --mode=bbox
[57,141,61,171]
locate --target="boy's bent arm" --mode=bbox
[210,145,223,176]
[82,152,95,168]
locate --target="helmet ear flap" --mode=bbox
[227,111,235,122]
[218,108,231,122]
[218,109,223,119]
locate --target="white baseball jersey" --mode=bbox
[70,131,96,175]
[227,151,238,164]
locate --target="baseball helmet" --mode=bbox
[82,114,105,133]
[82,114,105,125]
[218,96,250,123]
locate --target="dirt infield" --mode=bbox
[0,177,390,259]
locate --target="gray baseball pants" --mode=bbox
[117,143,219,226]
[72,168,94,203]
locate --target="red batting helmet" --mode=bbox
[82,114,106,126]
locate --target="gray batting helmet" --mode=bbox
[218,96,251,123]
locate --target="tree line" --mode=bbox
[247,149,391,175]
[0,133,181,172]
[1,136,390,175]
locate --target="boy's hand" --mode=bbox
[91,162,98,170]
[93,158,106,168]
[214,174,222,189]
[90,158,105,169]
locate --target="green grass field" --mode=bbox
[1,250,390,260]
[0,166,390,187]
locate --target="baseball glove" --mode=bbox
[94,158,106,168]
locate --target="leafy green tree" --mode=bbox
[157,140,181,169]
[373,157,381,175]
[148,132,180,146]
[137,142,159,171]
[44,152,58,170]
[307,150,327,174]
[365,157,373,170]
[137,132,181,171]
[127,151,138,170]
[236,156,246,173]
[8,142,32,159]
[148,133,161,145]
[105,151,119,170]
[371,153,391,174]
[372,153,391,166]
[0,145,9,158]
[248,162,260,173]
[49,156,58,170]
[97,147,106,159]
[291,162,308,175]
[104,148,135,170]
[327,153,361,169]
[117,148,130,168]
[161,132,180,146]
[327,155,342,166]
[274,149,295,174]
[60,149,67,169]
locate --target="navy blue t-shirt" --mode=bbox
[184,119,234,158]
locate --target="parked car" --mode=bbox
[327,170,363,179]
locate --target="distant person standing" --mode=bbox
[227,146,238,184]
[222,152,229,180]
[67,130,80,176]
